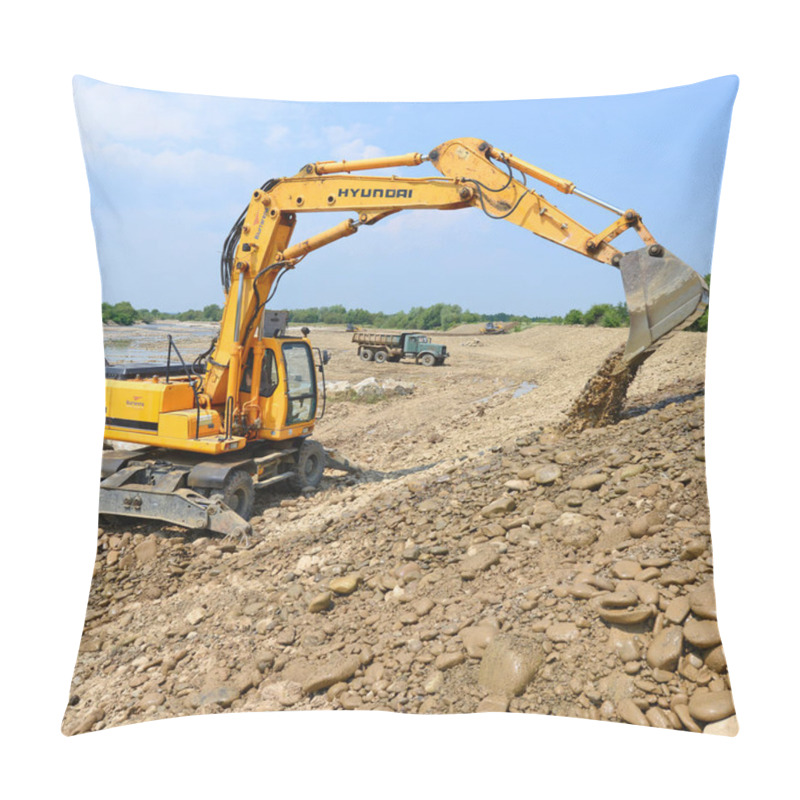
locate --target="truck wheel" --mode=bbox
[360,348,374,362]
[420,353,436,367]
[374,350,388,364]
[213,469,255,520]
[292,439,326,490]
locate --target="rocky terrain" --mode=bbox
[64,324,734,735]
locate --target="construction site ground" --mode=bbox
[64,322,734,735]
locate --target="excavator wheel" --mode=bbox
[211,469,255,520]
[292,439,326,491]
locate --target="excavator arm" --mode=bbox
[203,137,708,408]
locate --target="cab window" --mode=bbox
[239,349,279,398]
[282,342,317,424]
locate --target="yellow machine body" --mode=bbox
[104,336,317,454]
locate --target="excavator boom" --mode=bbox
[210,136,707,393]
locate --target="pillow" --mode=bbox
[65,75,738,736]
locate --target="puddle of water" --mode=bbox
[476,381,538,403]
[513,381,538,398]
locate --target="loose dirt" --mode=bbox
[65,323,732,735]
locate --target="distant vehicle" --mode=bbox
[352,331,448,367]
[345,323,363,332]
[481,321,507,334]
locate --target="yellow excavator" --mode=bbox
[101,137,708,537]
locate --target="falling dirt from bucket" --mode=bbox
[562,345,651,432]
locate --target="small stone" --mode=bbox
[480,497,516,517]
[612,560,642,580]
[260,681,303,708]
[276,627,296,646]
[534,465,562,485]
[423,671,444,694]
[329,575,360,595]
[459,548,500,579]
[569,582,600,599]
[684,619,721,649]
[139,691,165,708]
[413,597,435,617]
[185,607,206,625]
[647,626,684,671]
[476,695,510,713]
[615,638,641,664]
[674,703,702,733]
[302,656,361,695]
[617,698,649,726]
[66,707,105,736]
[308,592,333,613]
[688,690,735,722]
[688,582,717,620]
[705,645,727,674]
[629,581,659,606]
[434,652,466,670]
[478,635,544,697]
[703,715,739,736]
[546,622,580,643]
[135,538,158,565]
[618,464,646,480]
[659,566,696,587]
[339,692,363,710]
[460,624,500,658]
[645,707,673,729]
[570,473,608,491]
[191,686,240,709]
[665,595,691,625]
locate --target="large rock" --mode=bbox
[302,655,361,695]
[478,635,543,697]
[688,582,717,619]
[647,626,684,671]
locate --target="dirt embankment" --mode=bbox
[64,325,731,735]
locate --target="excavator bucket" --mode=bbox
[618,247,709,364]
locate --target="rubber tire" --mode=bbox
[420,353,436,367]
[292,439,326,490]
[374,350,388,364]
[360,348,374,362]
[216,469,255,520]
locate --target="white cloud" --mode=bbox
[321,124,385,160]
[263,124,291,148]
[76,80,206,143]
[99,143,256,183]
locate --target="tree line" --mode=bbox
[101,275,709,332]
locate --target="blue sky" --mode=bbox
[74,75,737,317]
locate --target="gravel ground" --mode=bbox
[63,323,733,735]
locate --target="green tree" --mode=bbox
[109,301,137,325]
[564,308,584,325]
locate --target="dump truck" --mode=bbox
[352,331,448,366]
